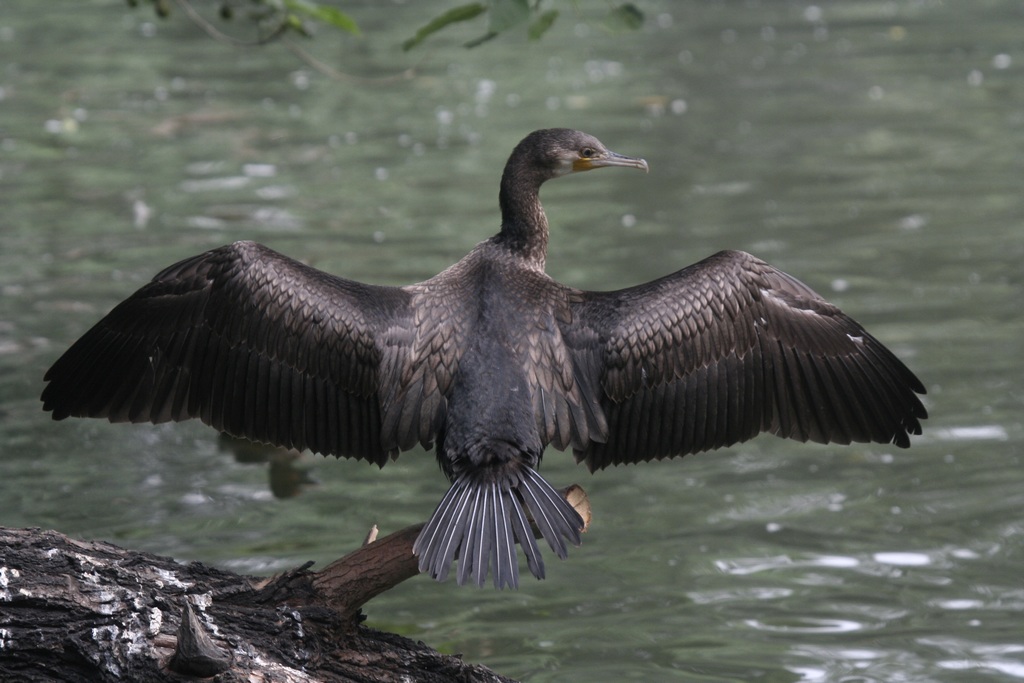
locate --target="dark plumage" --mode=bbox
[41,128,927,589]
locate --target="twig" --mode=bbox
[312,485,592,618]
[172,0,287,46]
[171,0,424,84]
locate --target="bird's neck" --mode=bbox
[495,163,549,270]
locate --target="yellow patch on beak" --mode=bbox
[572,158,598,172]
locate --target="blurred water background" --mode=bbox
[1,1,1022,680]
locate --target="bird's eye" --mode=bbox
[580,147,596,158]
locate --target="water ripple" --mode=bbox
[686,586,793,605]
[932,425,1009,441]
[744,617,864,634]
[715,553,860,575]
[872,551,932,566]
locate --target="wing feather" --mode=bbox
[564,250,927,470]
[41,240,433,465]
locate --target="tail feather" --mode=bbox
[413,467,584,589]
[507,489,542,579]
[492,483,518,589]
[518,468,581,559]
[460,484,486,587]
[416,478,471,583]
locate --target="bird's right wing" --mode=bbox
[41,241,428,466]
[564,250,927,471]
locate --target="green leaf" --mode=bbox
[284,12,310,37]
[282,0,360,35]
[463,31,498,49]
[403,3,486,51]
[604,3,644,31]
[488,0,529,34]
[527,9,558,41]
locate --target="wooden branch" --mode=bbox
[314,523,425,618]
[0,526,516,682]
[0,485,591,682]
[312,484,592,617]
[167,601,232,677]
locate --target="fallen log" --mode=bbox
[0,485,591,682]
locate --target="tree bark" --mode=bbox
[0,485,591,682]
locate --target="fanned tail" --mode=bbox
[413,467,584,589]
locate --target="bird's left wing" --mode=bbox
[562,250,927,471]
[41,241,420,465]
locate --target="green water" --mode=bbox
[2,1,1022,680]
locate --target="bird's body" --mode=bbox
[42,129,926,589]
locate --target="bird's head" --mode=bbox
[513,128,649,182]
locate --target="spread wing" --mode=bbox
[563,250,927,471]
[41,240,448,466]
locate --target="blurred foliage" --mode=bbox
[126,0,643,50]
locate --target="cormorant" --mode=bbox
[41,128,927,589]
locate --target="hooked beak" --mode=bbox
[573,150,649,174]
